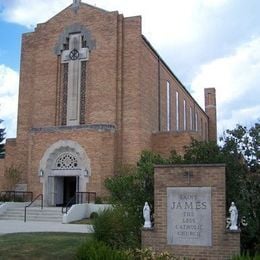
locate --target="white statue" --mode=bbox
[143,202,152,228]
[229,202,238,230]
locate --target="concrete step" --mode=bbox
[0,216,62,222]
[0,206,63,222]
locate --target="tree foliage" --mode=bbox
[221,122,260,254]
[93,207,140,249]
[4,165,22,190]
[105,152,168,225]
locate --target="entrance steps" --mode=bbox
[0,204,63,222]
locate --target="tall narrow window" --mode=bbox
[205,122,208,141]
[61,33,89,126]
[183,100,186,130]
[176,91,179,131]
[166,81,171,131]
[201,118,203,133]
[55,24,95,126]
[195,112,198,131]
[190,106,193,130]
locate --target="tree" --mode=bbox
[0,119,5,158]
[4,165,22,190]
[105,151,168,225]
[221,121,260,173]
[220,122,260,254]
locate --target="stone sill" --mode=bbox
[142,227,154,231]
[30,124,116,133]
[225,229,241,234]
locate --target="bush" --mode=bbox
[93,207,140,249]
[0,193,26,202]
[105,151,168,226]
[89,212,98,219]
[95,197,103,204]
[4,165,22,190]
[76,239,128,260]
[126,248,176,260]
[231,253,260,260]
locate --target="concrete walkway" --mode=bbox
[0,220,94,235]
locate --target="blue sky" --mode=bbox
[0,0,260,139]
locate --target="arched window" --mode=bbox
[55,152,79,170]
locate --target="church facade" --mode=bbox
[0,1,217,206]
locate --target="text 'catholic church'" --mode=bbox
[0,1,217,206]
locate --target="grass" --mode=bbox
[0,232,92,260]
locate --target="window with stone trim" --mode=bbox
[195,112,198,132]
[183,99,187,130]
[55,24,95,126]
[190,106,193,130]
[166,81,171,131]
[176,91,179,131]
[60,33,88,126]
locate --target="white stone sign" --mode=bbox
[167,187,212,246]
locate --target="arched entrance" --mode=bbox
[39,140,91,206]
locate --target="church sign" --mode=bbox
[167,187,212,246]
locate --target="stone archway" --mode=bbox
[39,140,91,206]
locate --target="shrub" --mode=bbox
[231,253,260,260]
[89,212,98,219]
[0,192,26,202]
[126,248,176,260]
[105,151,168,226]
[4,165,22,190]
[95,196,103,204]
[76,239,128,260]
[93,207,140,249]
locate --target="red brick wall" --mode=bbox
[1,3,217,197]
[205,88,217,141]
[139,38,209,156]
[27,128,115,198]
[0,159,5,190]
[152,131,203,157]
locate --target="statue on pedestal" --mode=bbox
[143,202,152,228]
[229,202,238,230]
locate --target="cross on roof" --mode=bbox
[73,0,81,6]
[72,0,81,13]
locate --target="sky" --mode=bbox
[0,0,259,139]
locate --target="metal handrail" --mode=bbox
[24,194,43,222]
[62,192,96,214]
[0,190,33,202]
[62,195,76,214]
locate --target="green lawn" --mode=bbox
[0,232,92,260]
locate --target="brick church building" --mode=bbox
[0,1,217,206]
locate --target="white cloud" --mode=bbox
[218,105,260,135]
[1,0,71,28]
[1,0,228,47]
[1,0,260,138]
[0,65,19,138]
[191,37,260,135]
